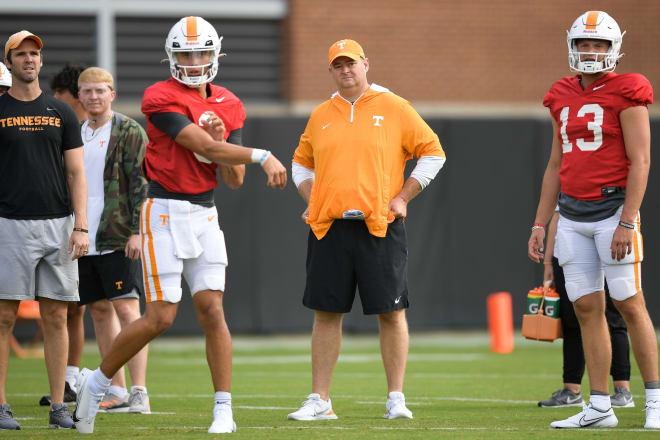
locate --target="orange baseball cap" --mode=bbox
[5,30,43,59]
[328,39,365,64]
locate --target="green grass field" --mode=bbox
[7,332,659,439]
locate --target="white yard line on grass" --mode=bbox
[246,426,355,430]
[356,401,427,406]
[129,425,355,431]
[234,405,298,410]
[7,392,539,405]
[9,393,649,406]
[0,392,563,405]
[240,371,565,379]
[78,331,660,353]
[371,427,657,432]
[159,352,484,365]
[60,425,660,433]
[355,397,538,404]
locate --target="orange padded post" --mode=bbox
[11,300,44,358]
[487,292,514,353]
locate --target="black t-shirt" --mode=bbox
[0,92,83,219]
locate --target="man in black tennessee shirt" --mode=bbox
[0,30,88,430]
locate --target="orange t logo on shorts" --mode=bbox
[115,281,123,290]
[159,215,170,226]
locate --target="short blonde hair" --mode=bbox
[78,67,114,91]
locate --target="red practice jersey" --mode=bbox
[543,72,653,201]
[141,78,246,194]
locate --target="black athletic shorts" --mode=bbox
[303,219,409,315]
[78,252,143,306]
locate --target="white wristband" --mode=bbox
[251,148,268,164]
[260,151,272,167]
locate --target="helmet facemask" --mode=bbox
[167,45,222,87]
[567,37,623,73]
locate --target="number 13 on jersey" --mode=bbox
[559,104,604,153]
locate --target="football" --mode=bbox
[194,113,213,163]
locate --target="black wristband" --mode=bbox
[618,221,634,230]
[73,227,88,233]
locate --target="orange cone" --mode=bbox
[487,292,514,353]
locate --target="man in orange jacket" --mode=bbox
[288,39,446,422]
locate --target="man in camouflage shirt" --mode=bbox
[76,67,151,414]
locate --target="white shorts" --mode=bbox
[556,206,643,302]
[140,198,228,303]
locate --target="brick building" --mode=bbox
[283,0,660,114]
[0,1,658,115]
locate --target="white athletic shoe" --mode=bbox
[645,400,660,429]
[287,393,338,421]
[128,388,151,414]
[73,368,105,434]
[383,392,413,419]
[550,403,618,429]
[208,402,236,434]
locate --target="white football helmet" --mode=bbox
[0,62,11,88]
[165,16,223,86]
[567,11,625,73]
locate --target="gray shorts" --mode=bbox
[0,216,79,302]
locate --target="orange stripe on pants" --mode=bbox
[144,198,164,302]
[633,227,642,293]
[140,200,152,302]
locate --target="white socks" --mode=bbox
[66,365,79,391]
[108,385,128,399]
[215,391,231,406]
[589,394,611,411]
[131,386,148,394]
[89,368,112,396]
[388,391,405,401]
[646,388,660,404]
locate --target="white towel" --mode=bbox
[168,200,203,259]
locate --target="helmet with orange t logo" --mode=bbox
[566,11,624,73]
[165,16,223,87]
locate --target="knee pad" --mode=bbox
[604,264,640,301]
[605,276,637,301]
[563,269,604,303]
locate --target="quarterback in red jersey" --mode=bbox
[528,11,659,429]
[73,16,287,434]
[141,73,248,194]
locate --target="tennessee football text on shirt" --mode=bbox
[0,93,82,219]
[543,72,653,201]
[0,115,61,129]
[141,78,246,194]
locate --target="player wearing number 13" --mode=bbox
[527,11,659,429]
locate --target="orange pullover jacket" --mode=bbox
[293,84,445,239]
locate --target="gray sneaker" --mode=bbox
[49,403,75,429]
[98,392,130,413]
[611,387,635,408]
[538,388,585,407]
[128,388,151,414]
[40,381,77,406]
[0,404,20,430]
